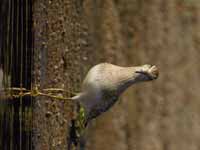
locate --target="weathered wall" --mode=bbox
[32,0,200,150]
[32,0,92,149]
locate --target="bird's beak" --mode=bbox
[136,65,159,80]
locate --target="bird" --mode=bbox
[72,63,159,126]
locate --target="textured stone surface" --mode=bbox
[32,0,200,149]
[32,0,91,149]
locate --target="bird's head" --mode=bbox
[115,64,159,94]
[133,64,159,82]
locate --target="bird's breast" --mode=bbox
[86,90,118,120]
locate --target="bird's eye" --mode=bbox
[135,71,147,75]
